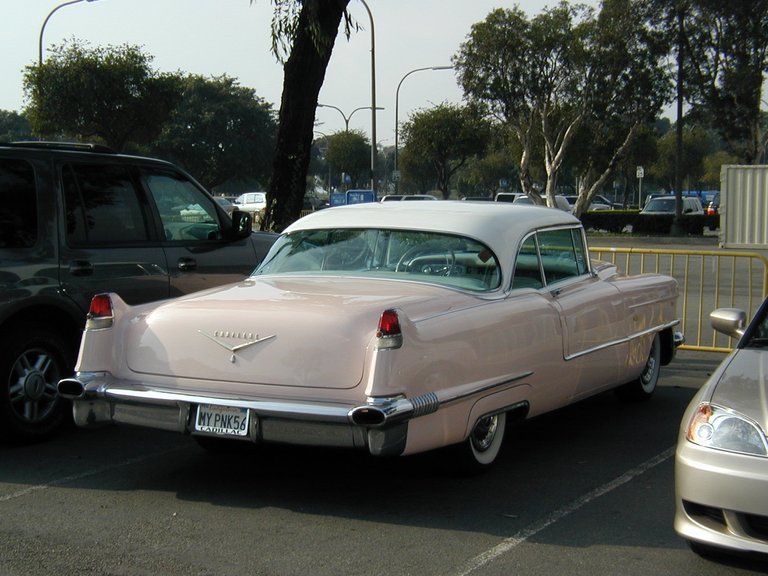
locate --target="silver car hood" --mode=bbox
[124,276,479,389]
[710,349,768,431]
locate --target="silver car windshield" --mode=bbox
[253,228,501,292]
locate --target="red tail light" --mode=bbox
[376,309,403,349]
[86,293,114,329]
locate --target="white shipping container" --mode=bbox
[720,165,768,248]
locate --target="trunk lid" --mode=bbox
[124,276,477,389]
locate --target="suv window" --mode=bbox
[63,163,150,244]
[142,169,222,241]
[0,158,37,248]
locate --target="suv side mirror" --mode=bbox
[231,210,253,238]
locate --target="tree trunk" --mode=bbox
[262,0,350,232]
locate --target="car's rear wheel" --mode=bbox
[0,323,72,442]
[616,333,661,401]
[449,412,507,473]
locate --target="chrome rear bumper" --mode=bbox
[58,372,406,456]
[59,369,530,456]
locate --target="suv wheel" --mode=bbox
[0,322,72,442]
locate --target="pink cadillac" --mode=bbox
[59,202,682,470]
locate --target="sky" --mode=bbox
[1,0,597,146]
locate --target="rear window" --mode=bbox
[0,158,37,248]
[255,228,501,292]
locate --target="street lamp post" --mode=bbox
[394,66,453,192]
[317,104,376,132]
[359,0,377,193]
[39,0,101,64]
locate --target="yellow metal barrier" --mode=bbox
[590,247,768,352]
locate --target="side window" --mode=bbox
[512,235,543,289]
[141,169,222,242]
[0,158,37,248]
[537,228,588,285]
[570,228,589,276]
[62,163,149,245]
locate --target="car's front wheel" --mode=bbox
[0,322,72,442]
[616,333,661,402]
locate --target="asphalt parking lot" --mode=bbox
[2,350,767,576]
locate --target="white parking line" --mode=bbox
[0,446,185,503]
[454,446,676,576]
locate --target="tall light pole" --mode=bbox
[359,0,377,193]
[39,0,101,64]
[394,66,453,192]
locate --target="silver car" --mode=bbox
[675,303,768,557]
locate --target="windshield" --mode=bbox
[254,228,501,292]
[644,198,674,212]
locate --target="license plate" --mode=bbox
[195,404,250,437]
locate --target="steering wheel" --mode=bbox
[396,247,456,276]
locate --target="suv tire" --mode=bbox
[0,322,73,442]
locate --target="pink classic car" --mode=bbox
[59,202,682,470]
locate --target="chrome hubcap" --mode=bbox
[8,348,60,423]
[471,415,498,452]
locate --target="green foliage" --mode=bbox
[682,1,768,163]
[23,40,182,151]
[150,75,277,190]
[400,104,490,198]
[648,126,716,192]
[325,130,370,189]
[0,110,32,142]
[454,1,671,214]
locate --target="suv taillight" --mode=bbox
[86,294,114,330]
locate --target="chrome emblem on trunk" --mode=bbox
[198,330,276,363]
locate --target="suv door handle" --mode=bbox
[177,257,197,271]
[68,260,94,276]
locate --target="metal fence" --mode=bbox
[589,247,768,352]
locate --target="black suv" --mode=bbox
[0,142,277,441]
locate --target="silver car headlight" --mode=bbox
[686,402,768,457]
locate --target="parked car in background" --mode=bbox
[640,196,704,215]
[60,202,681,472]
[380,194,438,201]
[0,141,277,442]
[234,192,267,217]
[705,193,720,216]
[675,301,768,558]
[494,192,525,203]
[563,195,615,211]
[214,195,237,216]
[513,194,572,212]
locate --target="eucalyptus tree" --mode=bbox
[454,1,671,217]
[570,0,672,216]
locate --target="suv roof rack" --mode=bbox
[5,141,117,154]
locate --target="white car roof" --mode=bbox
[284,201,580,266]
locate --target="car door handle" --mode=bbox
[177,257,197,272]
[68,260,94,276]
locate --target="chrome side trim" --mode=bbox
[563,320,681,361]
[348,370,532,428]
